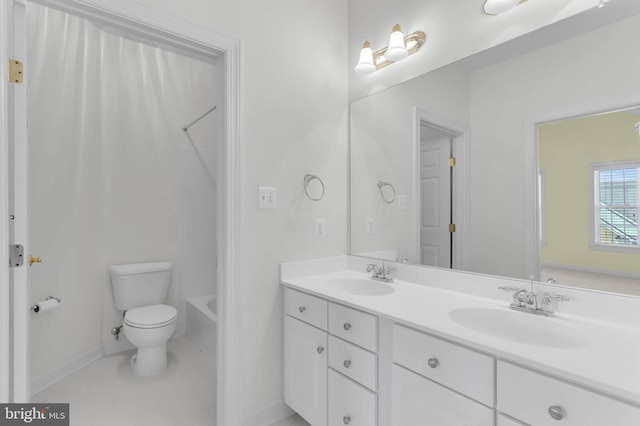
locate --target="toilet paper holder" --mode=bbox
[31,296,62,312]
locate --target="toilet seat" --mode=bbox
[125,304,177,329]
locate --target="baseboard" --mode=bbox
[242,399,294,426]
[31,346,104,396]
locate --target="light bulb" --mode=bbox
[354,41,376,75]
[383,24,408,62]
[484,0,522,15]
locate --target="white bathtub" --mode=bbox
[186,295,217,353]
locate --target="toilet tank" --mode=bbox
[110,261,173,310]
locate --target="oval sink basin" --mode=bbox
[449,307,590,349]
[324,278,395,296]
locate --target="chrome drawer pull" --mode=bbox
[343,360,352,368]
[343,415,351,424]
[298,306,306,313]
[317,346,324,354]
[548,405,565,420]
[427,358,439,368]
[343,322,352,331]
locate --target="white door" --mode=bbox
[420,136,452,268]
[284,315,328,426]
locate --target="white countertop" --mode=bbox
[281,268,640,406]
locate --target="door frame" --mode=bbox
[523,98,640,283]
[413,107,469,271]
[0,1,242,424]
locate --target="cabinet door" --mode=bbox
[284,315,328,426]
[392,364,494,426]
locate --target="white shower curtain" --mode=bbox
[26,3,219,383]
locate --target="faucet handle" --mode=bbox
[366,263,379,273]
[543,292,569,302]
[498,286,520,292]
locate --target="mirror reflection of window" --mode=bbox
[537,107,640,295]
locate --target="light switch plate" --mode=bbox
[366,217,376,235]
[397,194,408,210]
[314,218,326,239]
[258,186,276,209]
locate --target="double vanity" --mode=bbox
[281,256,640,425]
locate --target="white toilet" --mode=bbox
[109,261,177,376]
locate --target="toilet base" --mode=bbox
[130,344,168,376]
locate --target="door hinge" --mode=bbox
[8,59,24,84]
[449,224,456,233]
[449,157,456,167]
[9,244,24,267]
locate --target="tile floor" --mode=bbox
[33,336,309,426]
[33,337,216,426]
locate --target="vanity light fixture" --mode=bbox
[354,25,426,75]
[354,41,376,75]
[483,0,528,15]
[384,24,409,62]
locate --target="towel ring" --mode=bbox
[377,180,396,204]
[304,174,325,201]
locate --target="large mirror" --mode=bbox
[350,6,640,296]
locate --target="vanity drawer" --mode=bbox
[328,335,377,391]
[497,414,527,426]
[328,369,377,426]
[329,303,377,352]
[497,361,640,426]
[393,324,494,406]
[285,288,327,330]
[392,364,494,426]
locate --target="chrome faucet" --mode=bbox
[366,263,397,283]
[498,286,568,317]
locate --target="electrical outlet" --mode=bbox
[366,217,376,235]
[258,187,276,209]
[397,194,408,210]
[314,218,326,239]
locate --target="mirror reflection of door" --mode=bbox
[420,124,455,268]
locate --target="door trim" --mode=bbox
[414,107,469,271]
[2,1,242,424]
[0,0,14,403]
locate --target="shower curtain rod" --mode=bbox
[182,105,217,132]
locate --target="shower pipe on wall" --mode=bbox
[182,105,217,133]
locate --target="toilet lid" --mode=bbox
[125,304,177,329]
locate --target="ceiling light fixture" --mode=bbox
[483,0,528,15]
[354,25,426,75]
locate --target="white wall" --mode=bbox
[468,13,640,279]
[127,0,349,420]
[350,64,470,263]
[27,4,220,387]
[348,0,616,101]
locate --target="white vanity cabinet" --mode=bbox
[392,324,495,426]
[497,361,640,426]
[284,288,379,426]
[284,290,328,426]
[282,282,640,426]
